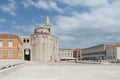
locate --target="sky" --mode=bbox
[0,0,120,49]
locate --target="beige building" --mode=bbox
[106,44,120,62]
[20,16,59,62]
[59,48,74,61]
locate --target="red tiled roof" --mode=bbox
[74,49,82,52]
[59,48,72,50]
[107,44,120,48]
[0,33,17,37]
[112,44,120,47]
[75,48,82,50]
[0,33,23,44]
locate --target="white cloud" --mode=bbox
[12,22,40,35]
[82,0,109,7]
[21,0,63,13]
[12,25,34,34]
[21,0,33,8]
[56,0,108,7]
[49,1,63,13]
[32,0,48,9]
[0,18,6,23]
[0,0,17,16]
[0,18,6,26]
[12,21,16,24]
[53,0,120,48]
[56,0,82,6]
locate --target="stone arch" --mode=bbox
[24,48,31,61]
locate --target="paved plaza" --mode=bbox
[0,61,120,80]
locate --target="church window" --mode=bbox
[48,29,50,32]
[27,39,29,43]
[23,39,26,43]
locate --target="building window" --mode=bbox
[0,51,2,57]
[0,40,2,48]
[113,56,115,58]
[71,53,72,57]
[23,39,26,43]
[27,39,29,43]
[68,53,69,57]
[8,51,13,57]
[8,40,13,47]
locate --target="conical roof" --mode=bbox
[45,16,51,26]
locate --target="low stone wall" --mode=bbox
[0,60,24,71]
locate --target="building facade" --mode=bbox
[19,35,32,61]
[73,48,82,60]
[59,48,74,61]
[82,44,107,60]
[106,44,120,62]
[0,34,23,60]
[82,44,120,62]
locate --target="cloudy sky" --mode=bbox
[0,0,120,49]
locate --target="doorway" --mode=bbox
[24,49,31,61]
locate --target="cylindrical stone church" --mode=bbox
[20,16,59,62]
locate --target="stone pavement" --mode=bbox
[1,62,120,80]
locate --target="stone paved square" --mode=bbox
[1,62,120,80]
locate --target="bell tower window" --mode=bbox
[23,39,26,43]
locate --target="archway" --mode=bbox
[24,49,31,61]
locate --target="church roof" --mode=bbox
[45,16,51,26]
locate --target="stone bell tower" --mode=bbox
[34,16,51,35]
[44,16,51,33]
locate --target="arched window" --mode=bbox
[27,39,29,43]
[23,39,26,43]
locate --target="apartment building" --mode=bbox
[59,48,75,61]
[0,34,23,60]
[106,44,120,62]
[73,48,82,60]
